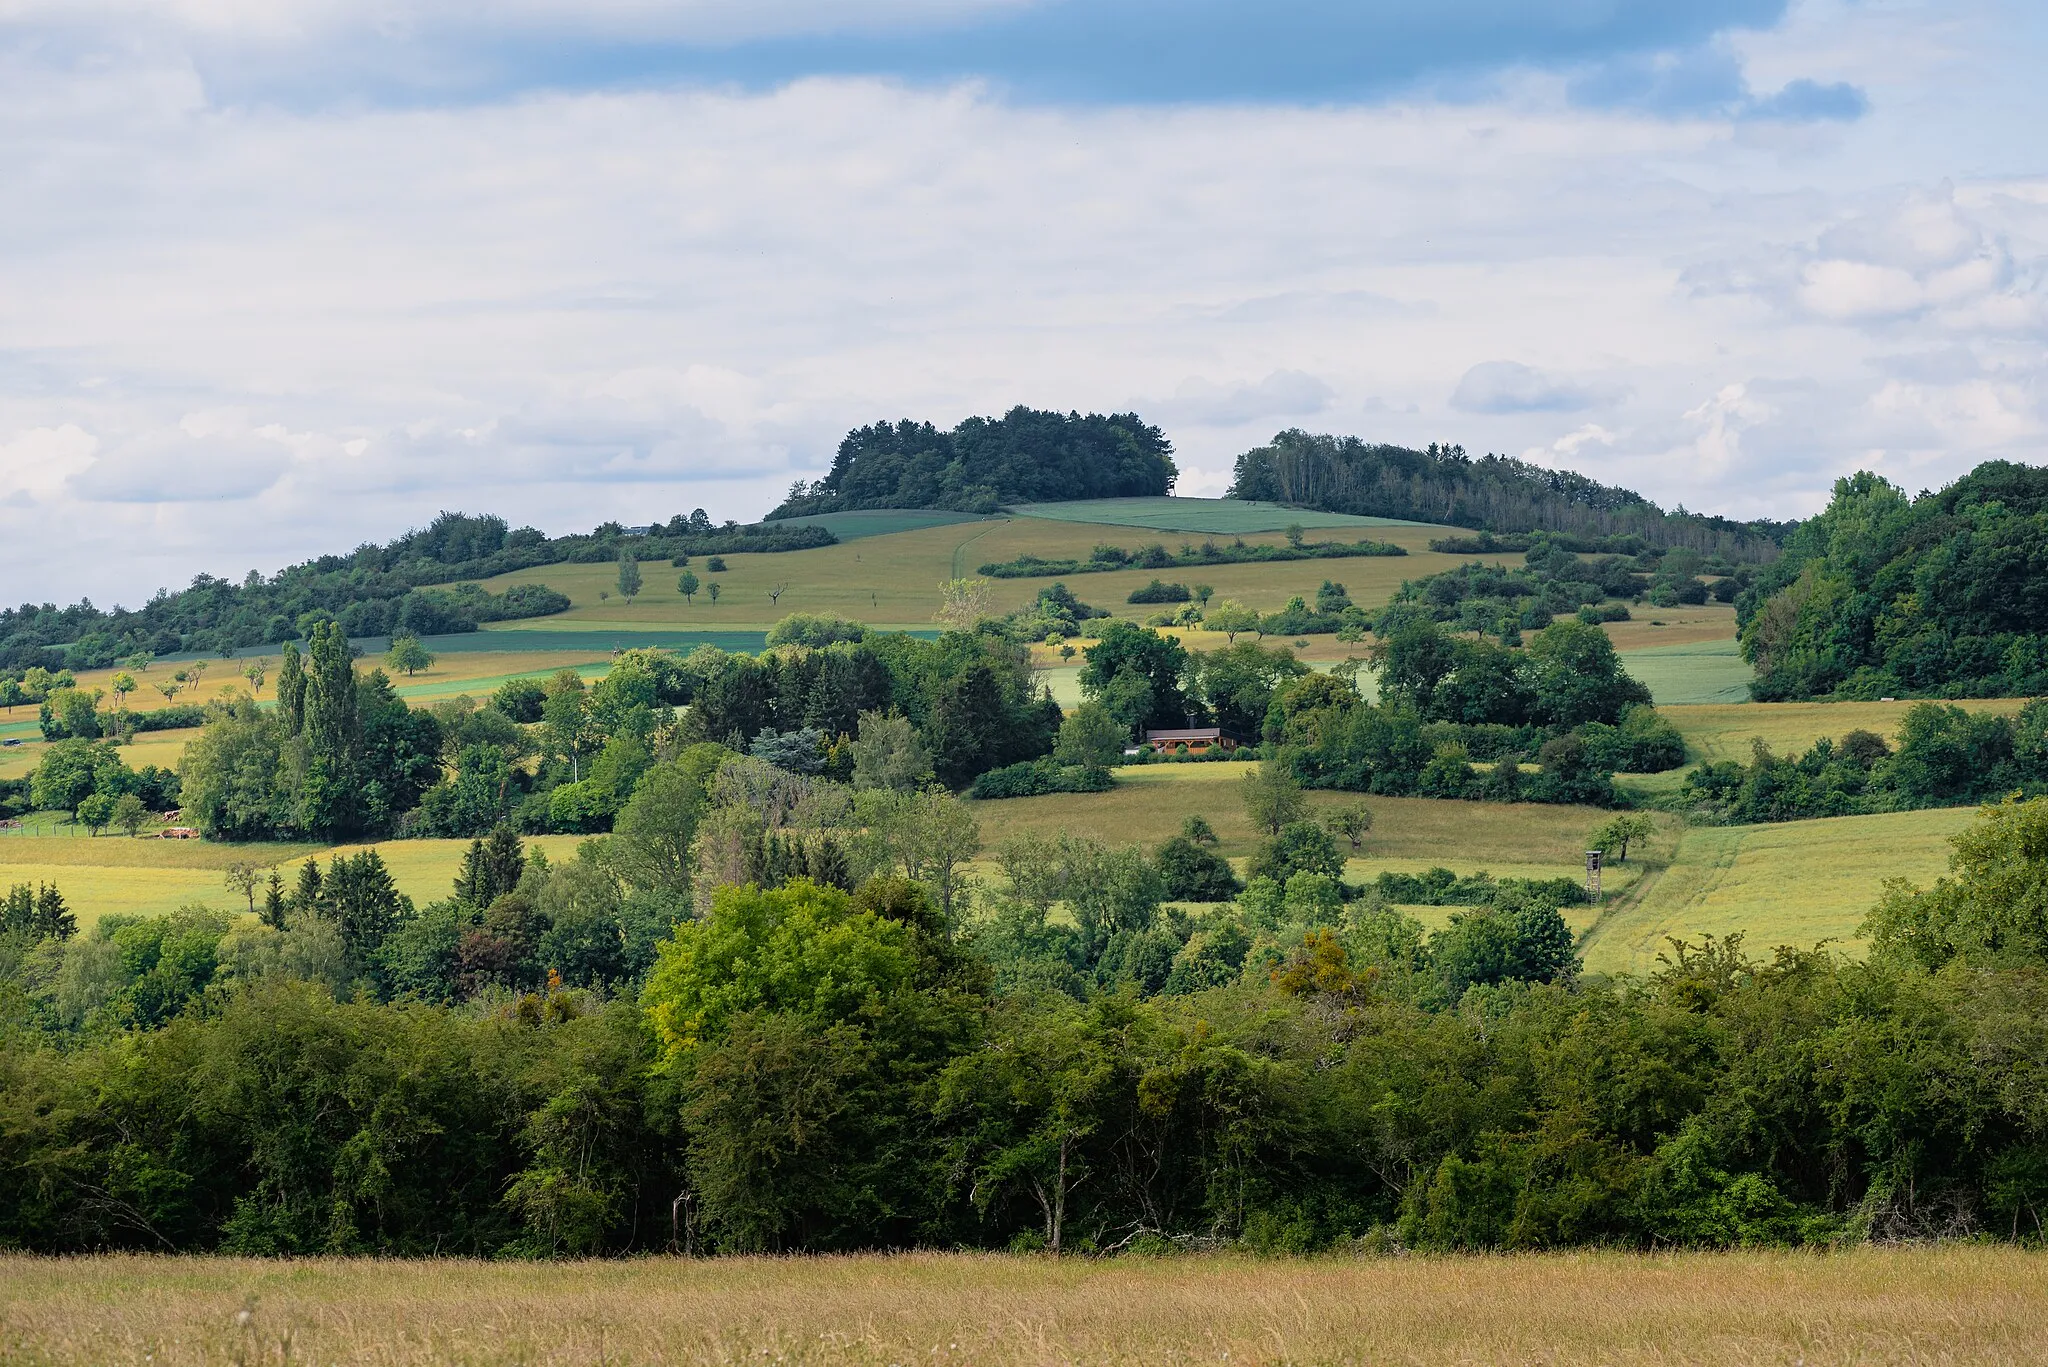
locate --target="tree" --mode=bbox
[110,672,136,715]
[1194,584,1215,606]
[849,710,933,793]
[454,827,528,906]
[76,791,115,836]
[262,869,287,929]
[178,698,290,840]
[185,660,208,695]
[1052,701,1127,769]
[277,640,306,735]
[1246,819,1344,885]
[707,581,722,605]
[617,551,643,605]
[1079,621,1190,731]
[610,749,720,904]
[299,620,364,839]
[224,861,263,914]
[925,661,1006,786]
[1325,801,1374,852]
[1589,813,1657,864]
[112,792,148,838]
[542,670,594,782]
[934,577,993,631]
[1285,522,1305,548]
[1192,641,1308,737]
[768,582,788,607]
[706,555,727,573]
[1204,599,1258,644]
[242,660,267,694]
[1241,762,1307,837]
[678,569,700,603]
[386,634,434,677]
[863,786,982,920]
[154,680,182,706]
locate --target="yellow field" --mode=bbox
[1577,806,1975,975]
[1664,697,2033,764]
[1,1248,2041,1367]
[478,515,1498,631]
[0,833,588,928]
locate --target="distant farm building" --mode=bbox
[1139,727,1245,755]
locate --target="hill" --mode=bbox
[1740,462,2048,700]
[0,511,831,675]
[768,407,1176,517]
[1227,430,1792,559]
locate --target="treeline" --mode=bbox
[1228,431,1790,560]
[1269,618,1682,805]
[977,533,1404,580]
[1382,533,1757,644]
[1740,462,2048,700]
[769,407,1176,517]
[1677,701,2048,824]
[0,510,828,674]
[6,781,2048,1254]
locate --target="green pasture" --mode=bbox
[475,514,1489,632]
[1663,696,2031,765]
[1006,497,1431,533]
[755,509,996,540]
[1617,636,1754,706]
[1576,806,1975,975]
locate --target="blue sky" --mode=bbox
[1,0,2045,603]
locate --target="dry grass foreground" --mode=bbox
[2,1249,2044,1366]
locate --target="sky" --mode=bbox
[2,0,2045,607]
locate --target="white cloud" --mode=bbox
[2,2,2048,600]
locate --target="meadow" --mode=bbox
[0,832,589,929]
[475,513,1493,633]
[1,1248,2041,1366]
[1576,806,1975,974]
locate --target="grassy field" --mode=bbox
[1615,635,1754,706]
[477,513,1496,632]
[1,1248,2041,1367]
[755,508,997,539]
[0,833,588,929]
[1577,806,1975,975]
[1006,495,1431,533]
[1664,696,2032,765]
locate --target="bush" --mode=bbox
[127,705,207,734]
[1578,707,1687,773]
[1126,580,1191,605]
[968,758,1115,799]
[1155,836,1241,901]
[766,613,867,648]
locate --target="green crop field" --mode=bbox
[1577,806,1975,975]
[0,833,588,929]
[1006,495,1432,533]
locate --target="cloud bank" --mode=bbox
[0,0,2043,604]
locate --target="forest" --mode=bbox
[1739,462,2048,700]
[768,408,1178,517]
[1228,431,1791,559]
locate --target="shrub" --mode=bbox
[968,758,1115,799]
[1126,580,1191,605]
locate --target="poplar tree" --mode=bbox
[298,622,363,838]
[277,641,306,735]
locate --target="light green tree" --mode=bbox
[706,581,722,605]
[386,634,435,677]
[242,659,268,694]
[617,551,643,605]
[112,793,148,838]
[1589,812,1657,864]
[1325,801,1375,852]
[678,569,700,603]
[110,672,136,716]
[1242,762,1308,837]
